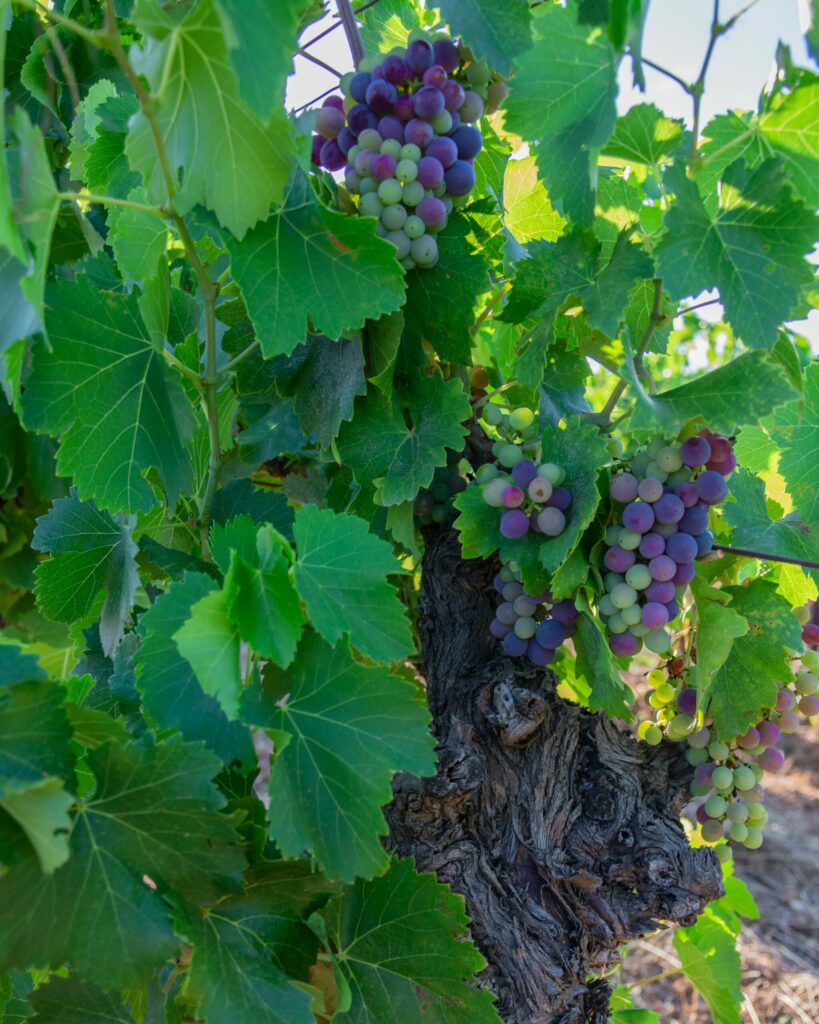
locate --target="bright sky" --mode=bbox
[288,0,819,349]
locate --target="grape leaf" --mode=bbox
[760,83,819,207]
[428,0,532,74]
[366,309,403,395]
[673,906,742,1024]
[603,103,684,165]
[808,0,819,63]
[323,857,501,1022]
[107,188,167,281]
[574,611,633,720]
[0,6,25,264]
[503,3,618,224]
[358,0,433,53]
[0,777,73,874]
[31,493,139,657]
[241,633,435,881]
[778,360,819,526]
[28,975,135,1024]
[290,335,366,447]
[695,111,769,214]
[226,169,406,357]
[22,278,196,513]
[174,585,242,719]
[689,576,749,712]
[657,160,818,349]
[214,0,305,122]
[628,351,800,435]
[0,643,46,686]
[212,478,295,540]
[337,373,470,506]
[292,505,413,662]
[135,572,255,768]
[502,156,565,244]
[706,580,803,740]
[127,0,293,238]
[401,216,490,364]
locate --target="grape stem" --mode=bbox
[626,966,683,991]
[297,47,343,78]
[336,0,366,69]
[713,545,819,571]
[471,380,518,408]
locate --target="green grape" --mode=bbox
[430,504,448,523]
[476,463,499,482]
[656,446,683,473]
[726,800,748,823]
[404,215,426,240]
[599,595,617,617]
[708,739,730,761]
[498,444,523,468]
[644,461,668,482]
[359,128,382,151]
[604,572,625,592]
[396,159,419,185]
[796,670,819,695]
[655,682,676,704]
[648,669,666,688]
[712,765,734,790]
[431,110,453,134]
[729,822,749,842]
[537,463,565,485]
[621,603,643,626]
[794,605,811,625]
[637,721,663,745]
[380,138,402,159]
[608,613,627,634]
[701,820,724,843]
[605,525,623,546]
[688,727,710,749]
[400,143,422,162]
[689,780,710,797]
[359,175,378,194]
[378,178,403,205]
[747,804,768,827]
[715,843,733,864]
[382,203,408,231]
[619,530,642,551]
[499,565,516,582]
[686,746,708,766]
[802,649,819,670]
[359,193,384,218]
[666,712,693,740]
[625,564,652,590]
[514,617,537,639]
[732,765,756,791]
[644,628,671,654]
[742,826,764,849]
[509,407,535,431]
[630,623,649,637]
[610,583,638,610]
[402,181,425,207]
[705,794,727,817]
[750,762,763,781]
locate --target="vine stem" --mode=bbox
[15,0,102,46]
[336,0,365,68]
[221,339,260,374]
[57,190,166,217]
[690,0,721,159]
[297,47,343,77]
[626,967,683,991]
[713,545,819,571]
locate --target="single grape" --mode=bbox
[656,446,684,473]
[804,622,819,645]
[402,215,425,242]
[552,600,580,626]
[442,78,466,111]
[511,459,538,487]
[795,670,819,695]
[712,765,734,790]
[800,694,819,716]
[644,628,671,654]
[378,116,405,144]
[413,84,445,121]
[694,530,714,557]
[489,617,511,638]
[611,582,638,610]
[513,595,538,617]
[416,195,447,229]
[604,546,635,573]
[377,178,403,205]
[623,501,655,534]
[679,504,709,535]
[708,739,730,760]
[675,482,699,508]
[502,631,529,657]
[547,487,572,511]
[756,719,781,746]
[382,54,409,84]
[527,477,552,503]
[394,92,414,121]
[654,493,685,524]
[423,63,448,89]
[641,602,669,629]
[757,747,785,773]
[639,533,665,559]
[535,619,566,649]
[316,105,346,139]
[779,709,799,733]
[382,203,408,231]
[537,507,566,536]
[481,478,508,507]
[500,509,529,539]
[619,530,641,551]
[410,233,439,266]
[644,462,668,483]
[349,70,372,103]
[460,89,484,121]
[625,564,652,590]
[527,639,555,666]
[610,472,639,503]
[742,826,763,849]
[502,581,523,601]
[696,470,728,505]
[404,117,434,149]
[604,572,625,593]
[498,443,523,468]
[705,794,728,817]
[664,531,698,564]
[733,765,756,791]
[406,38,435,74]
[610,632,640,656]
[501,485,525,509]
[424,137,457,171]
[451,125,483,160]
[365,79,398,115]
[372,153,398,181]
[621,604,643,627]
[386,229,411,259]
[681,435,712,467]
[708,436,733,464]
[495,601,517,626]
[537,463,564,485]
[687,746,709,765]
[637,477,664,503]
[433,37,460,72]
[599,595,616,617]
[514,616,537,640]
[444,159,476,196]
[688,726,711,749]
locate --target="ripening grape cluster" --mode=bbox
[490,566,579,667]
[310,32,492,270]
[601,429,736,658]
[414,457,467,525]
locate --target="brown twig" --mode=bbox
[712,545,819,571]
[336,0,365,68]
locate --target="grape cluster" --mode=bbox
[601,429,736,658]
[478,405,573,542]
[414,457,467,525]
[310,32,489,270]
[490,564,579,667]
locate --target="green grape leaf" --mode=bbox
[293,505,413,662]
[0,734,241,988]
[291,335,366,447]
[212,479,295,540]
[0,777,72,875]
[22,278,195,513]
[624,279,674,355]
[358,0,433,53]
[28,975,135,1024]
[214,0,305,122]
[31,493,139,657]
[324,857,501,1022]
[401,216,491,364]
[0,679,74,786]
[0,1,25,263]
[706,580,803,740]
[673,906,742,1024]
[611,1010,662,1024]
[428,0,532,74]
[84,91,142,200]
[603,103,684,165]
[224,540,304,668]
[628,351,799,435]
[107,188,167,281]
[657,160,818,349]
[503,3,618,224]
[337,374,471,506]
[778,360,819,526]
[723,470,819,574]
[808,0,819,62]
[574,611,633,720]
[127,0,293,238]
[760,83,819,207]
[695,111,769,213]
[689,576,750,712]
[502,156,566,244]
[180,859,338,1024]
[366,309,404,395]
[174,585,242,719]
[0,643,47,686]
[135,572,255,767]
[241,633,435,881]
[227,169,406,357]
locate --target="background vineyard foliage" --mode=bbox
[0,0,818,1023]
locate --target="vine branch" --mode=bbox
[297,47,343,77]
[713,545,819,571]
[58,191,166,217]
[336,0,365,69]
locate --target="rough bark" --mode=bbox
[385,527,723,1024]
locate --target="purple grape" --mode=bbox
[637,477,664,503]
[423,64,448,89]
[693,761,713,786]
[444,159,476,196]
[800,694,819,715]
[676,687,696,716]
[395,93,414,121]
[350,71,372,103]
[310,134,323,165]
[535,619,566,649]
[451,125,483,159]
[665,599,680,620]
[654,493,684,524]
[501,485,524,509]
[323,94,344,111]
[675,482,699,508]
[623,501,655,534]
[639,533,665,559]
[354,149,375,175]
[758,747,785,772]
[372,153,397,181]
[502,631,528,657]
[460,89,484,122]
[493,573,506,593]
[681,436,712,467]
[610,633,639,656]
[645,579,675,603]
[378,116,405,142]
[404,117,434,149]
[672,561,696,586]
[708,436,733,464]
[649,554,677,581]
[642,602,669,629]
[604,546,635,573]
[490,618,511,639]
[337,126,357,154]
[316,105,345,139]
[547,486,572,511]
[413,85,445,121]
[610,472,639,503]
[709,451,737,477]
[417,155,444,187]
[695,470,727,505]
[447,111,462,133]
[348,103,379,134]
[527,639,555,666]
[511,459,538,487]
[695,530,714,557]
[407,38,435,74]
[496,601,517,626]
[552,599,580,626]
[500,509,529,539]
[757,720,781,746]
[537,507,565,535]
[366,80,398,115]
[416,196,447,230]
[371,64,385,81]
[382,55,409,84]
[426,135,458,168]
[776,688,794,712]
[319,139,346,171]
[679,504,709,534]
[665,531,698,564]
[433,37,460,72]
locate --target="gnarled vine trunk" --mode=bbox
[386,527,723,1024]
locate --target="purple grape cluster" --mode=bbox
[310,33,487,270]
[490,563,579,667]
[601,430,736,658]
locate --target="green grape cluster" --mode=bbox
[414,450,468,524]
